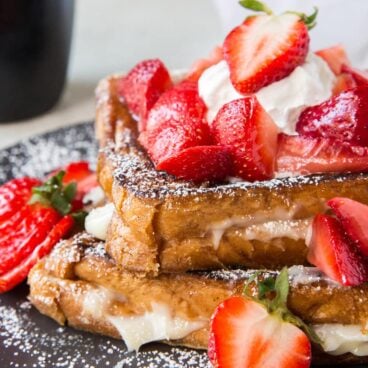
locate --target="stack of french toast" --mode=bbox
[28,2,368,367]
[28,73,368,365]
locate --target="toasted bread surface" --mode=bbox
[96,76,368,275]
[28,233,368,365]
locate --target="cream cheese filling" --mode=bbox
[82,287,205,352]
[313,324,368,356]
[207,207,311,250]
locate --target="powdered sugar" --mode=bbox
[0,290,210,367]
[103,130,368,200]
[0,122,97,184]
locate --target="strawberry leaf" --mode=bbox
[239,0,273,15]
[29,170,76,216]
[243,267,322,346]
[71,211,88,227]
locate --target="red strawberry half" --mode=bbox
[156,145,232,183]
[141,81,212,166]
[212,97,278,181]
[296,86,368,146]
[209,269,313,368]
[119,59,172,129]
[144,81,207,134]
[223,13,309,94]
[328,197,368,257]
[0,162,97,293]
[276,134,368,176]
[307,214,368,286]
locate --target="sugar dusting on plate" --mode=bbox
[0,298,210,368]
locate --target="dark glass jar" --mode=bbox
[0,0,74,122]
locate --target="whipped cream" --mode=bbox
[85,203,114,240]
[314,324,368,356]
[198,53,336,133]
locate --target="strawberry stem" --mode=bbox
[286,7,318,30]
[239,0,273,15]
[239,0,318,30]
[243,268,322,345]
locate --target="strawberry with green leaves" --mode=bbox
[223,0,317,94]
[0,161,95,293]
[209,268,319,368]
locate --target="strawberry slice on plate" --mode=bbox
[276,134,368,176]
[156,145,232,183]
[0,215,74,293]
[328,197,368,257]
[0,177,41,223]
[118,59,173,130]
[0,163,94,293]
[223,10,311,94]
[307,214,368,286]
[296,86,368,146]
[315,45,351,75]
[212,97,278,181]
[209,268,315,368]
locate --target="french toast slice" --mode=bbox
[96,76,368,276]
[28,232,368,365]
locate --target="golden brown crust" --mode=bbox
[28,233,368,365]
[95,76,368,276]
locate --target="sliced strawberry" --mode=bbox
[307,214,368,286]
[342,64,368,87]
[212,97,278,181]
[296,86,368,146]
[332,73,356,96]
[118,59,172,129]
[277,134,368,176]
[0,168,86,293]
[145,119,211,165]
[0,215,74,293]
[144,81,207,134]
[185,45,223,82]
[315,45,350,75]
[141,81,211,164]
[328,197,368,257]
[62,161,92,183]
[209,268,313,368]
[156,145,232,183]
[223,13,309,94]
[60,161,99,206]
[0,177,41,223]
[0,206,60,275]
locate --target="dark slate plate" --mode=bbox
[0,122,364,368]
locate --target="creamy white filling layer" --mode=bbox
[109,303,205,352]
[208,207,307,250]
[313,324,368,356]
[85,203,115,241]
[82,287,205,352]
